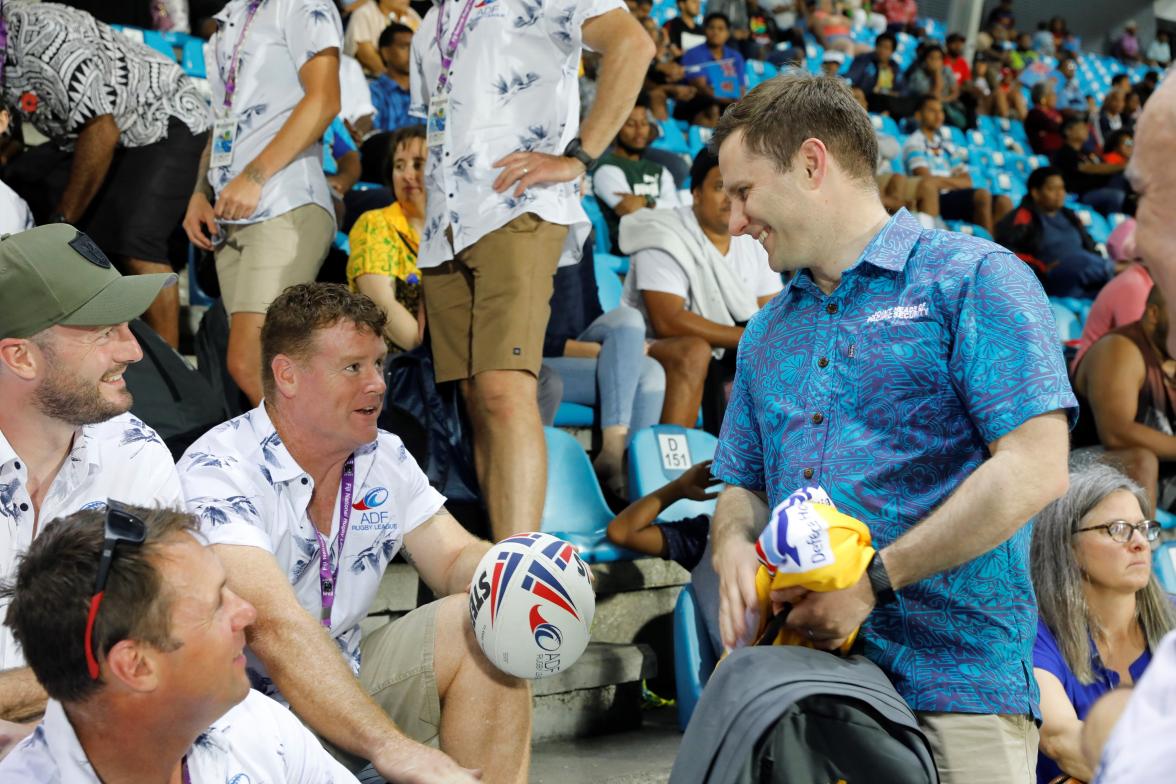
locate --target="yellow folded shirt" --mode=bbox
[752,487,875,653]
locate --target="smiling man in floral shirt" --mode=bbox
[1,1,209,348]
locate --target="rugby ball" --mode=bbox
[468,532,595,680]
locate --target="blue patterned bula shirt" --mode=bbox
[712,209,1077,715]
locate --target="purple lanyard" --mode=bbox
[0,1,8,90]
[312,457,355,630]
[222,0,265,111]
[181,757,191,784]
[433,0,477,94]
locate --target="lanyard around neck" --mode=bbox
[222,0,265,111]
[433,0,477,94]
[312,457,356,630]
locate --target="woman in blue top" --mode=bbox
[1030,464,1175,783]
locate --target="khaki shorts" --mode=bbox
[916,712,1038,784]
[318,601,442,772]
[216,203,335,314]
[422,213,566,382]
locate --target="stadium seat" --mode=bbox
[651,117,692,158]
[627,425,721,519]
[673,583,718,730]
[1108,212,1131,229]
[1049,296,1094,325]
[593,253,624,312]
[869,113,901,139]
[1072,208,1111,244]
[181,37,207,78]
[553,402,594,428]
[1049,301,1081,341]
[944,220,993,241]
[596,251,629,276]
[988,170,1027,205]
[140,29,179,61]
[686,124,713,157]
[745,59,778,89]
[539,428,640,563]
[581,196,611,254]
[1153,541,1176,594]
[939,125,967,149]
[804,42,824,74]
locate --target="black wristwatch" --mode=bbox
[563,137,598,170]
[866,551,897,606]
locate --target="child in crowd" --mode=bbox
[606,460,721,570]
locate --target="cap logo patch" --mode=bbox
[68,232,111,269]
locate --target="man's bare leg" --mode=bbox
[227,311,266,407]
[649,336,712,427]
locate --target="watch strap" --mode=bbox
[563,137,597,169]
[866,551,897,606]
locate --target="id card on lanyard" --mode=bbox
[211,0,265,168]
[313,457,356,630]
[428,0,477,148]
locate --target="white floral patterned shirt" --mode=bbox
[0,413,183,670]
[0,691,357,782]
[408,0,625,269]
[177,404,444,699]
[204,0,344,224]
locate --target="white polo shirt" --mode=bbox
[1094,630,1176,782]
[204,0,344,224]
[177,405,444,698]
[0,414,182,670]
[0,691,357,782]
[409,0,626,269]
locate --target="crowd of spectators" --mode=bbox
[1,0,1176,782]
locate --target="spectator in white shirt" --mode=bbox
[344,0,421,76]
[183,0,345,408]
[0,504,357,783]
[177,283,522,784]
[410,0,654,540]
[0,225,182,754]
[620,149,782,430]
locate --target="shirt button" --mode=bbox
[448,193,454,198]
[12,461,20,470]
[811,413,824,425]
[817,357,829,368]
[301,477,309,485]
[803,468,814,480]
[19,503,28,512]
[826,303,839,314]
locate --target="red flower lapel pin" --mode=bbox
[18,91,37,113]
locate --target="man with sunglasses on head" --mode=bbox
[0,502,359,782]
[0,225,184,753]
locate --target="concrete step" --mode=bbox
[529,706,681,783]
[532,642,656,742]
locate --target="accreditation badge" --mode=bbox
[210,116,239,168]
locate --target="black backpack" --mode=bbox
[125,319,229,460]
[670,646,940,784]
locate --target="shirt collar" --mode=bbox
[249,403,379,484]
[781,208,922,296]
[0,424,94,472]
[40,700,100,781]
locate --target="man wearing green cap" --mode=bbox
[0,224,184,754]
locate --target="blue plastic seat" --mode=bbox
[626,425,720,519]
[868,113,900,139]
[581,196,611,254]
[141,29,179,61]
[686,125,713,157]
[944,220,993,241]
[553,402,594,427]
[1049,301,1081,342]
[673,583,718,729]
[593,254,624,312]
[988,170,1027,205]
[650,117,692,158]
[745,59,778,89]
[1072,207,1111,245]
[539,428,640,563]
[1153,541,1176,594]
[1048,296,1094,325]
[181,37,207,78]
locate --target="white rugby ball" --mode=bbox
[468,532,595,680]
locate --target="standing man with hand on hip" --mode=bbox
[183,0,344,407]
[708,73,1076,783]
[409,0,654,540]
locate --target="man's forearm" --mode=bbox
[444,540,492,596]
[580,23,656,158]
[712,485,769,552]
[243,59,341,186]
[252,606,409,760]
[880,414,1069,589]
[192,133,214,199]
[57,114,120,222]
[656,309,743,349]
[0,667,47,723]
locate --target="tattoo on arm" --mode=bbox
[243,165,266,186]
[399,544,415,567]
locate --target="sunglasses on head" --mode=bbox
[83,501,147,679]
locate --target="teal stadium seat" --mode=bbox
[581,195,611,254]
[1048,301,1081,342]
[944,220,993,241]
[745,59,778,89]
[539,428,640,563]
[593,252,624,312]
[1153,541,1176,594]
[1072,208,1111,245]
[673,583,718,729]
[553,402,594,427]
[650,117,692,158]
[869,113,901,139]
[626,425,721,518]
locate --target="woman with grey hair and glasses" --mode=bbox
[1030,463,1175,784]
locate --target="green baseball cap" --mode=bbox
[0,225,177,339]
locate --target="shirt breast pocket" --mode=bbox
[855,318,952,407]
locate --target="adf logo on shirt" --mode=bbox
[353,487,393,528]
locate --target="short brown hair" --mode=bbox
[710,72,878,183]
[385,123,426,187]
[1,505,196,704]
[261,283,387,398]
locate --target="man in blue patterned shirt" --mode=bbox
[708,73,1077,782]
[369,23,414,133]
